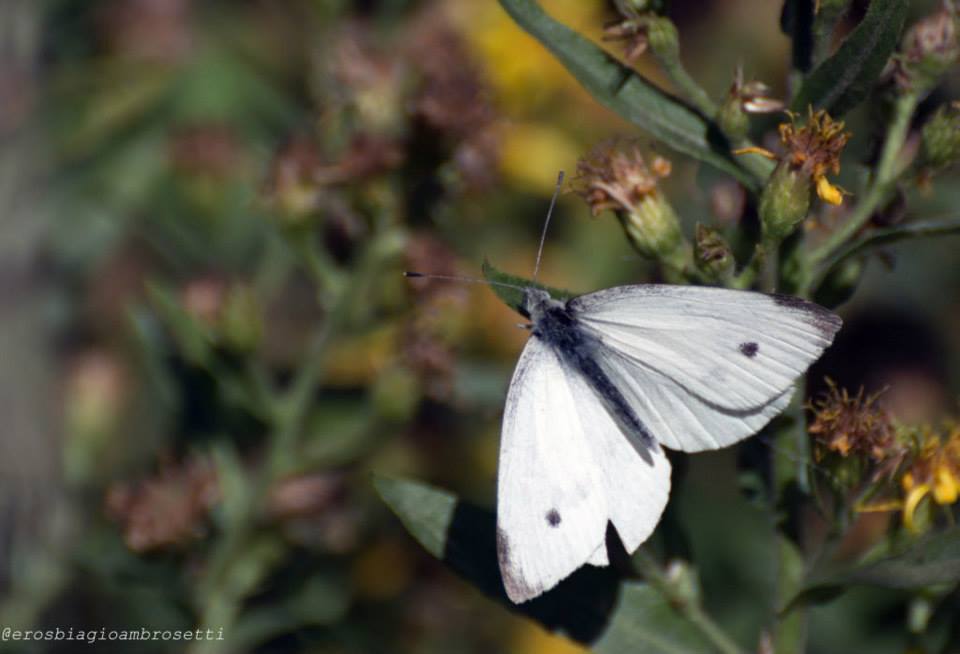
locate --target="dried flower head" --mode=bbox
[406,15,496,140]
[329,25,406,135]
[603,18,651,65]
[575,142,686,270]
[808,379,897,461]
[718,69,785,139]
[778,109,850,206]
[263,135,403,221]
[105,457,219,552]
[574,142,671,217]
[693,223,734,281]
[895,1,959,92]
[730,67,785,115]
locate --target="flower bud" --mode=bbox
[717,95,749,140]
[895,3,959,94]
[920,102,960,170]
[664,560,701,608]
[647,16,679,61]
[759,164,811,241]
[694,223,734,281]
[625,193,687,265]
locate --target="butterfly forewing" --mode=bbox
[565,285,840,451]
[570,285,840,414]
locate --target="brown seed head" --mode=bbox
[779,109,850,182]
[808,379,898,462]
[574,142,671,216]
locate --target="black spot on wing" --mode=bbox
[740,342,759,357]
[545,509,562,527]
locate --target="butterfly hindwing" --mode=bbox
[497,335,670,602]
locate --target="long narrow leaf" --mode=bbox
[792,0,907,116]
[782,528,960,614]
[497,0,763,190]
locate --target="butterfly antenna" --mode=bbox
[403,271,527,292]
[532,170,564,284]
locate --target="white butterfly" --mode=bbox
[495,282,841,603]
[405,175,841,605]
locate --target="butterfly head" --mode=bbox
[521,287,561,322]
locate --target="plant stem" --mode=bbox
[770,390,810,654]
[657,54,717,119]
[806,92,919,274]
[633,550,747,654]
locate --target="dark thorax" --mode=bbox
[522,288,655,450]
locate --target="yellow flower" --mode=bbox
[738,110,851,205]
[933,464,960,503]
[898,424,960,532]
[778,109,851,205]
[903,482,931,532]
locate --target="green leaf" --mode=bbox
[783,528,960,614]
[497,0,765,191]
[780,0,815,72]
[593,583,715,654]
[375,475,714,652]
[791,0,908,116]
[481,259,574,316]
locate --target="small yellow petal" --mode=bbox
[933,466,959,504]
[816,176,843,205]
[855,499,903,513]
[732,146,777,159]
[902,472,915,491]
[903,483,931,532]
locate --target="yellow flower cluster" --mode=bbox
[736,109,850,206]
[808,381,960,533]
[900,425,960,531]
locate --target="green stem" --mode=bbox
[806,92,919,273]
[761,236,780,293]
[769,386,811,654]
[633,550,747,654]
[657,54,717,119]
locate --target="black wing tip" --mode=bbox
[771,293,842,338]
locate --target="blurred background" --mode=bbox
[0,0,958,652]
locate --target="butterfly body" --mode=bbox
[524,288,657,449]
